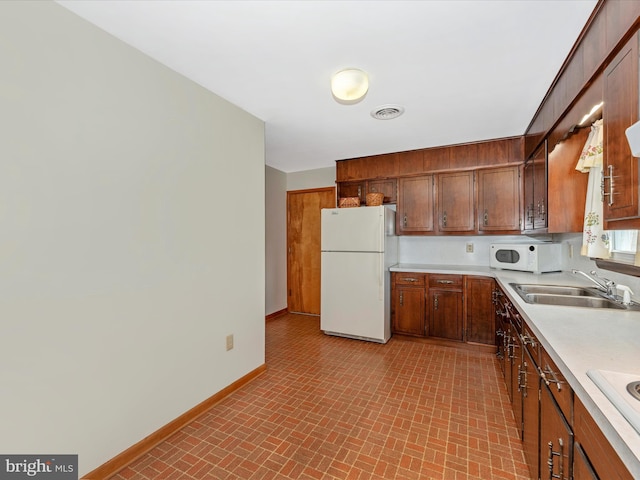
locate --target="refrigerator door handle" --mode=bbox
[378,253,384,300]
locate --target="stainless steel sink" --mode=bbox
[523,293,627,309]
[512,284,601,297]
[509,283,640,311]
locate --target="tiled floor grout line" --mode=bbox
[110,314,530,480]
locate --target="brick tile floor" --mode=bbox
[110,314,531,479]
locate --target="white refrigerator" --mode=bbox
[320,206,398,343]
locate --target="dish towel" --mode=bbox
[575,119,610,258]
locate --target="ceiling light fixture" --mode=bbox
[331,68,369,105]
[371,105,405,120]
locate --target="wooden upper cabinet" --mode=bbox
[449,143,478,169]
[603,31,640,229]
[423,146,450,171]
[397,150,425,176]
[337,181,366,204]
[476,137,524,166]
[336,158,367,182]
[523,141,548,232]
[367,179,397,204]
[604,0,640,54]
[397,175,435,234]
[547,127,590,233]
[477,165,521,233]
[436,171,475,233]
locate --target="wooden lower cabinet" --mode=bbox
[540,382,573,480]
[521,348,540,479]
[391,276,426,336]
[495,299,634,480]
[573,396,634,480]
[465,276,495,345]
[391,273,494,346]
[429,289,463,341]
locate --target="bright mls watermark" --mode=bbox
[0,455,77,480]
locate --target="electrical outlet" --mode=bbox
[466,242,474,253]
[226,334,234,351]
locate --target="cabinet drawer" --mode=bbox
[540,349,573,423]
[521,323,540,366]
[394,272,426,286]
[429,274,463,289]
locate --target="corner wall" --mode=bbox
[0,2,265,474]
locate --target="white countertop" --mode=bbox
[391,263,640,477]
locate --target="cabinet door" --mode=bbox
[391,285,425,336]
[465,276,495,345]
[367,179,397,204]
[510,326,523,437]
[533,142,548,230]
[540,383,573,480]
[574,396,634,480]
[477,166,521,232]
[429,289,463,341]
[337,181,366,204]
[574,442,599,480]
[603,33,640,228]
[523,160,535,230]
[397,175,434,234]
[522,348,540,480]
[436,171,475,233]
[523,142,548,232]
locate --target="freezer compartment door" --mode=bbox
[321,206,385,252]
[321,251,390,343]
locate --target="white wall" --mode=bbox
[265,166,287,315]
[399,235,537,265]
[0,2,265,475]
[287,166,336,191]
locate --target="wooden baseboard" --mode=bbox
[82,363,267,480]
[265,308,288,321]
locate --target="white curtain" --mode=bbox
[576,119,611,258]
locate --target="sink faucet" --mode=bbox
[571,269,616,296]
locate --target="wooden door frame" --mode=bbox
[286,187,335,314]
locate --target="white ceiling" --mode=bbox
[56,0,598,173]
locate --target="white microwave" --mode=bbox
[490,243,562,274]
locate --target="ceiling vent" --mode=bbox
[371,105,405,120]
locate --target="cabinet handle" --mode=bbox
[541,364,563,392]
[547,439,564,480]
[357,186,362,198]
[404,277,418,282]
[434,294,439,310]
[540,199,546,219]
[508,337,519,359]
[602,165,614,206]
[520,333,537,348]
[517,364,523,392]
[436,279,454,284]
[483,209,488,226]
[442,211,447,227]
[371,186,377,192]
[403,215,407,228]
[399,291,403,306]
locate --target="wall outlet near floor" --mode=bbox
[466,242,474,253]
[226,334,234,351]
